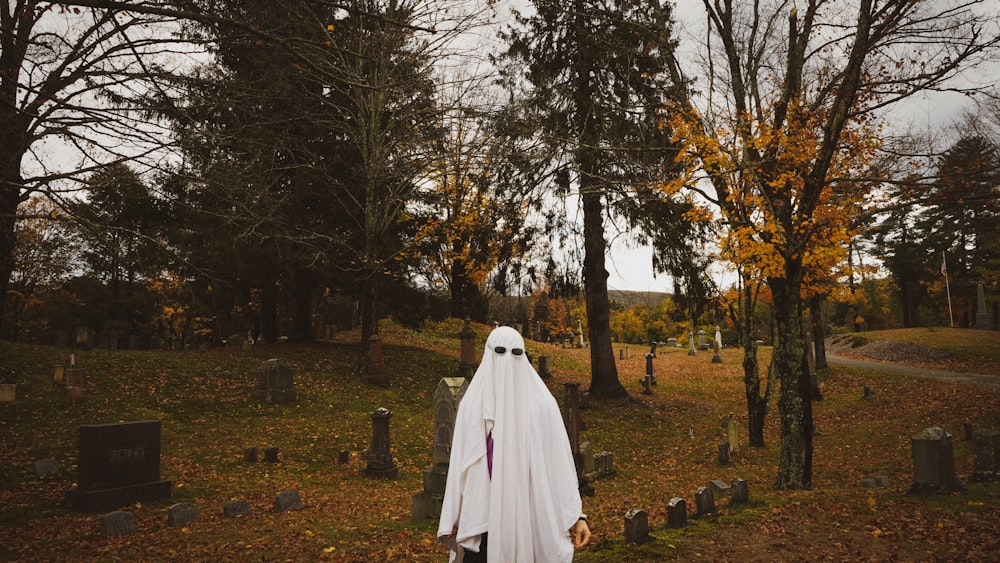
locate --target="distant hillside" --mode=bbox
[608,289,672,308]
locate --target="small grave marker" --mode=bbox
[695,487,715,517]
[244,447,258,462]
[667,497,687,528]
[731,478,749,504]
[264,447,279,463]
[167,502,199,526]
[100,511,136,536]
[275,490,304,512]
[34,459,59,477]
[624,508,652,545]
[223,500,252,518]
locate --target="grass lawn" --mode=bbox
[1,320,999,561]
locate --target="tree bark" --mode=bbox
[771,276,813,489]
[810,294,828,370]
[581,189,626,398]
[261,275,278,343]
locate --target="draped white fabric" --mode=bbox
[438,326,582,562]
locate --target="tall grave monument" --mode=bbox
[412,377,469,519]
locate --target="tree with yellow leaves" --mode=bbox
[668,0,998,489]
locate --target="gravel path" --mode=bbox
[826,353,1000,387]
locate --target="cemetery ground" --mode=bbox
[1,321,999,562]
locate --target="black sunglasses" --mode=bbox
[494,346,524,356]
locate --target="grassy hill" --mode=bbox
[1,320,998,561]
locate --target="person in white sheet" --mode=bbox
[438,326,591,562]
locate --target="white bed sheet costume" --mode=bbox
[438,326,582,562]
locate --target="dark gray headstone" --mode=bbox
[709,479,731,496]
[223,500,252,518]
[667,497,687,528]
[34,458,59,477]
[717,441,731,465]
[100,511,136,536]
[863,385,875,399]
[731,478,749,504]
[364,407,397,478]
[72,420,172,512]
[861,478,877,488]
[538,355,551,379]
[264,447,279,463]
[254,358,297,404]
[695,487,715,517]
[908,426,964,494]
[244,447,258,462]
[167,502,199,526]
[275,490,303,512]
[624,508,651,545]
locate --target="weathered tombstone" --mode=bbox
[709,479,731,496]
[275,490,304,512]
[907,426,964,494]
[337,451,349,464]
[263,447,279,463]
[244,447,258,462]
[365,335,389,386]
[458,318,477,379]
[730,478,749,504]
[860,477,877,488]
[364,407,398,479]
[53,364,65,384]
[874,475,890,487]
[619,348,624,360]
[644,353,656,386]
[100,511,136,536]
[970,428,1000,482]
[863,385,876,399]
[34,459,59,477]
[624,508,651,545]
[648,339,658,358]
[538,355,551,379]
[688,331,697,356]
[223,500,252,518]
[576,319,585,348]
[667,497,687,528]
[413,377,468,519]
[167,502,199,526]
[253,359,298,404]
[71,420,172,512]
[717,440,731,465]
[695,487,715,517]
[975,283,991,329]
[563,382,593,496]
[666,337,677,347]
[640,374,652,395]
[698,329,706,350]
[580,442,595,475]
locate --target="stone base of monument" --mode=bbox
[69,480,172,513]
[411,491,444,520]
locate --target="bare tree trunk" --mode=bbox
[772,276,813,490]
[581,189,626,398]
[291,266,313,343]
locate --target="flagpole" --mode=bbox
[943,251,954,328]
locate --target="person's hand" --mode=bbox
[570,518,591,548]
[439,526,459,551]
